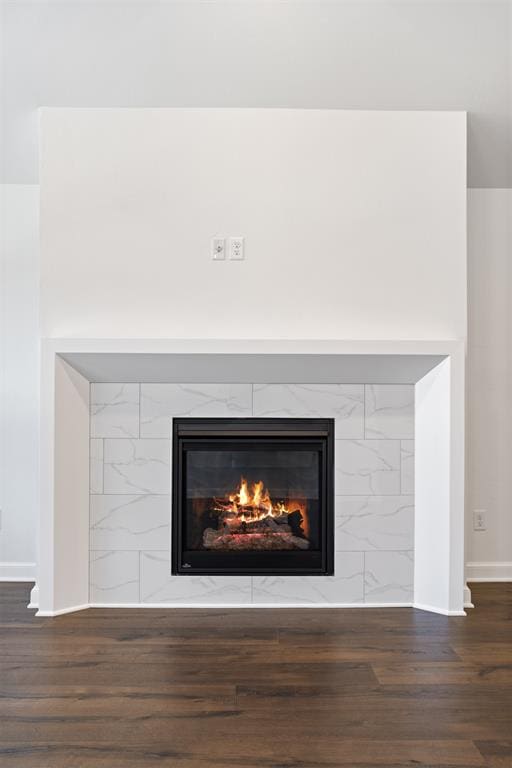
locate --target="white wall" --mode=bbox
[37,351,90,614]
[0,1,510,585]
[2,0,510,187]
[6,186,509,587]
[37,108,467,613]
[53,358,89,612]
[466,189,512,580]
[40,108,466,342]
[0,185,39,580]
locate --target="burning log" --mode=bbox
[225,517,292,535]
[204,478,310,551]
[213,501,272,518]
[202,528,310,551]
[287,510,307,537]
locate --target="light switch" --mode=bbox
[212,237,225,260]
[473,509,487,531]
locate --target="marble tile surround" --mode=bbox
[89,383,414,605]
[91,383,140,438]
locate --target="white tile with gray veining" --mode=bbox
[364,385,414,439]
[89,379,416,606]
[103,439,170,494]
[140,552,252,603]
[401,440,415,494]
[89,438,103,494]
[90,494,170,551]
[90,383,140,438]
[335,440,401,495]
[253,383,364,439]
[364,551,414,603]
[335,496,414,551]
[140,383,252,437]
[252,552,364,604]
[89,550,140,603]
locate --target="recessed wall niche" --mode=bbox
[89,382,415,606]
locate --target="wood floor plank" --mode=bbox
[0,582,510,767]
[373,662,512,685]
[0,739,487,768]
[475,741,512,768]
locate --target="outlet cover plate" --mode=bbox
[229,237,245,260]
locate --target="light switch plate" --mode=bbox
[212,237,225,260]
[229,237,245,260]
[473,509,487,531]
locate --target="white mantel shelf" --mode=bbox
[36,338,466,618]
[47,337,460,356]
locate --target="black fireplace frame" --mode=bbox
[171,417,335,576]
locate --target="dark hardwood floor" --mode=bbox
[0,583,511,767]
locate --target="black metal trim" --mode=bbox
[171,418,335,577]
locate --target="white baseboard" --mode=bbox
[36,601,415,615]
[464,583,474,609]
[28,599,478,616]
[28,583,39,609]
[30,602,471,616]
[413,602,466,617]
[34,601,417,615]
[36,603,89,617]
[88,601,415,609]
[0,562,36,581]
[466,561,512,582]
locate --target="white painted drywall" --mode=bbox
[0,184,39,580]
[5,154,511,590]
[38,354,90,615]
[1,0,510,187]
[39,338,464,614]
[415,353,465,614]
[40,108,467,342]
[0,1,509,588]
[466,189,512,581]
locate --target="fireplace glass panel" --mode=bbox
[172,419,334,576]
[184,448,321,552]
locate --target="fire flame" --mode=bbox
[217,477,309,538]
[229,478,274,516]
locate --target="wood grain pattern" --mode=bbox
[0,582,510,767]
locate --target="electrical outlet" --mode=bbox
[211,237,226,260]
[229,237,245,260]
[473,509,487,531]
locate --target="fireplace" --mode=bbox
[171,418,335,576]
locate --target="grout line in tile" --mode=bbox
[89,547,168,552]
[89,381,92,437]
[363,551,366,602]
[101,438,105,495]
[90,436,170,440]
[363,384,367,439]
[139,550,142,603]
[400,439,403,494]
[93,380,418,386]
[334,437,406,441]
[87,493,171,497]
